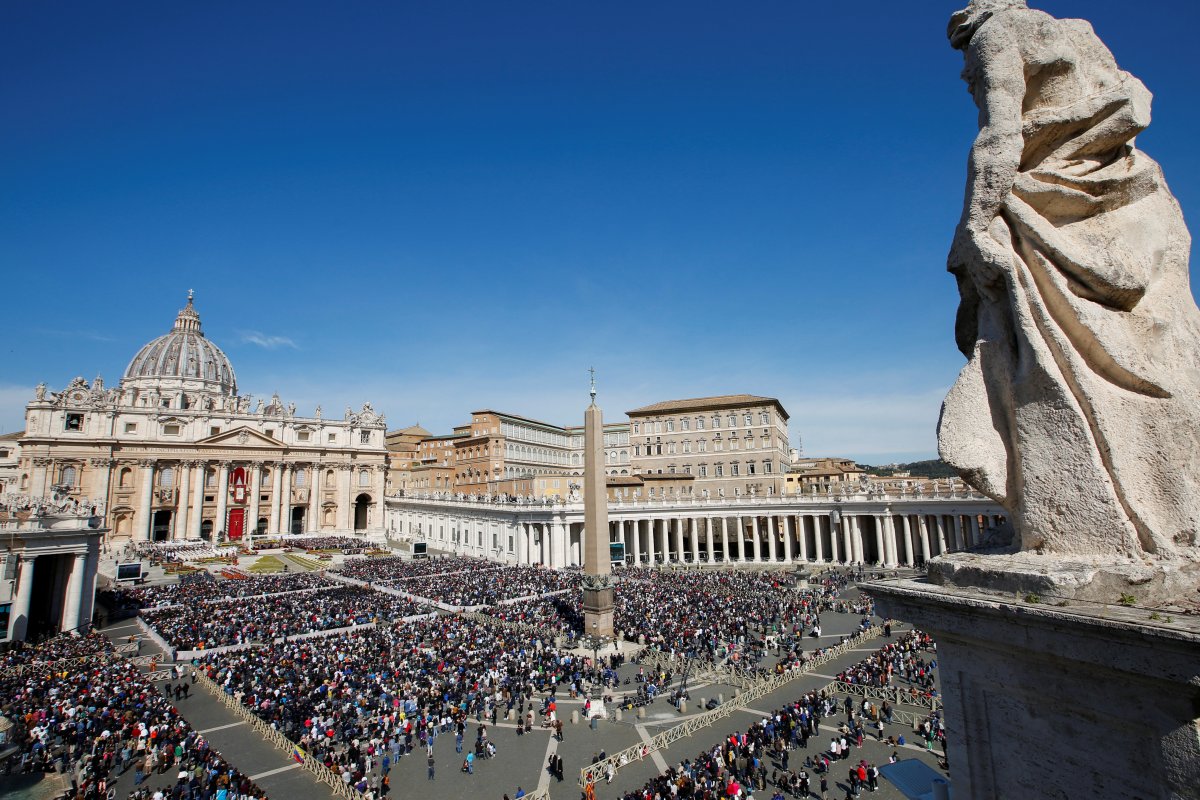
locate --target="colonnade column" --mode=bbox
[136,459,156,542]
[898,516,912,566]
[336,465,352,531]
[247,463,263,544]
[766,516,778,562]
[969,515,982,546]
[375,466,386,533]
[811,516,824,562]
[934,516,948,555]
[268,463,283,534]
[281,465,294,535]
[720,517,730,562]
[634,520,644,564]
[61,552,86,634]
[873,515,886,567]
[7,556,36,642]
[782,516,794,562]
[175,462,191,542]
[672,518,684,562]
[189,463,205,540]
[214,461,231,540]
[79,541,98,631]
[308,464,321,532]
[795,515,808,562]
[841,516,853,564]
[518,523,529,564]
[917,515,932,562]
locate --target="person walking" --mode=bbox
[427,753,435,780]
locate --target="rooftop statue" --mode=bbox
[939,2,1200,570]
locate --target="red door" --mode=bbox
[228,508,245,540]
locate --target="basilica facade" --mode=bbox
[13,294,389,543]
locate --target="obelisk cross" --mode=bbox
[589,366,596,402]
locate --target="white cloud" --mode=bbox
[239,331,298,350]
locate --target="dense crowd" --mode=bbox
[613,569,837,657]
[141,586,431,650]
[0,633,269,800]
[381,565,581,607]
[252,535,373,551]
[118,572,340,608]
[615,630,937,800]
[334,555,496,583]
[201,616,573,784]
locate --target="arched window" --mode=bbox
[119,467,133,488]
[294,469,306,486]
[326,470,336,487]
[159,467,174,487]
[60,465,77,487]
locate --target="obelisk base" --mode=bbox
[868,577,1200,800]
[583,586,614,638]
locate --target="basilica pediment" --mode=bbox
[195,426,285,449]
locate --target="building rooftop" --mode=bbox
[627,394,789,420]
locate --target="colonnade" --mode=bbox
[5,540,101,642]
[390,497,1007,569]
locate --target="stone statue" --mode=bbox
[35,383,46,400]
[315,404,322,419]
[940,1,1200,567]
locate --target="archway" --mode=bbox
[290,507,306,534]
[257,517,268,537]
[200,520,213,541]
[152,510,172,542]
[354,493,371,531]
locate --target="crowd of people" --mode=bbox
[200,615,576,785]
[334,554,496,583]
[614,629,937,800]
[379,565,581,607]
[141,586,431,650]
[117,572,339,609]
[251,535,373,552]
[0,632,269,800]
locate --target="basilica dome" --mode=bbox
[123,293,238,397]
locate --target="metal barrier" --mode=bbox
[578,626,883,786]
[194,670,363,798]
[817,681,938,728]
[824,680,940,710]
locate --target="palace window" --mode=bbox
[763,461,773,474]
[666,420,674,432]
[681,419,689,431]
[360,431,371,444]
[711,415,720,428]
[744,413,753,426]
[760,412,770,425]
[125,422,137,434]
[163,424,181,435]
[698,439,707,453]
[298,431,311,442]
[715,465,724,477]
[699,465,708,477]
[59,465,77,487]
[747,463,756,475]
[632,423,639,434]
[210,426,220,436]
[731,463,740,477]
[683,440,692,454]
[727,414,737,427]
[328,433,337,443]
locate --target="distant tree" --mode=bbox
[860,459,957,479]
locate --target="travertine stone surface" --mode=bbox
[869,578,1200,800]
[939,1,1200,567]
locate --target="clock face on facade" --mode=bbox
[72,392,86,402]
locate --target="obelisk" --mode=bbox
[582,368,614,638]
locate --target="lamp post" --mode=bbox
[591,621,600,692]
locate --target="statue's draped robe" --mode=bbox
[940,51,1200,557]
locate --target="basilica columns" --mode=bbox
[61,552,86,634]
[280,465,294,534]
[247,462,263,543]
[175,462,191,541]
[189,465,205,539]
[136,459,155,541]
[7,556,36,642]
[214,462,230,540]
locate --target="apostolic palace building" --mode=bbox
[11,294,389,544]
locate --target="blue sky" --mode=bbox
[3,1,1197,462]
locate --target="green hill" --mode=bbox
[860,458,958,479]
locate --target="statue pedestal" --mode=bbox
[868,577,1200,800]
